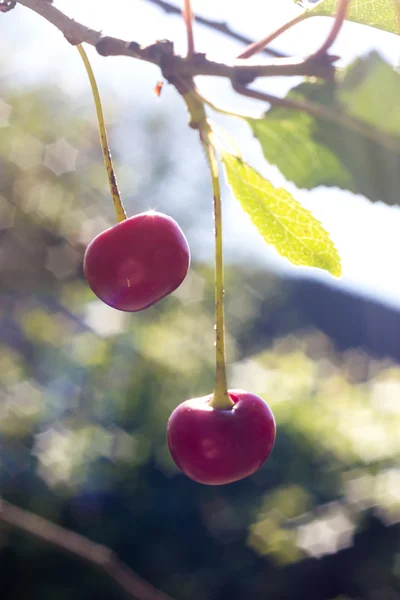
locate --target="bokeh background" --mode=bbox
[0,2,399,599]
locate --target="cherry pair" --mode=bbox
[83,213,276,486]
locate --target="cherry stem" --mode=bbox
[77,44,127,223]
[199,124,233,411]
[182,0,195,56]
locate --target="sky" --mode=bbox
[1,0,400,307]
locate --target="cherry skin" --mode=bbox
[84,211,190,312]
[167,390,276,485]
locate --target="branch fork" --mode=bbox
[14,0,340,88]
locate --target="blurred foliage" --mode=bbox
[0,75,399,600]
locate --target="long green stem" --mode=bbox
[200,125,233,411]
[182,90,232,410]
[77,44,127,223]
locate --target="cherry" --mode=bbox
[167,389,276,485]
[84,211,190,312]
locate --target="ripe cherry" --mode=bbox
[167,390,276,485]
[84,211,190,312]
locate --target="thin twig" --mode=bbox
[312,0,350,58]
[0,499,174,600]
[182,0,194,56]
[142,0,285,57]
[238,0,350,60]
[237,13,306,59]
[232,82,400,154]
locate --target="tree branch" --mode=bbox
[14,0,338,87]
[0,499,174,600]
[142,0,285,58]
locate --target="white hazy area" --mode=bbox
[1,0,400,307]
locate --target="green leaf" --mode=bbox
[221,152,342,277]
[300,0,399,35]
[248,102,349,191]
[247,52,400,205]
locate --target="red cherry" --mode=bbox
[167,390,276,485]
[83,211,190,312]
